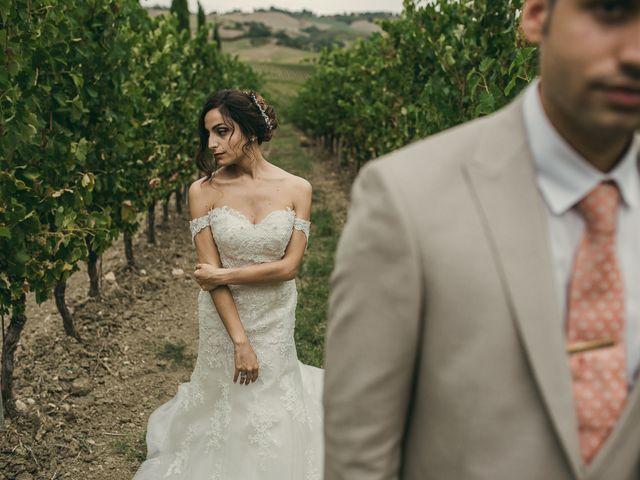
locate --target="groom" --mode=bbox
[324,0,640,479]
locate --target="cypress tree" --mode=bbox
[170,0,190,34]
[197,2,206,32]
[213,22,222,51]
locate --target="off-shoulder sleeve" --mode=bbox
[293,217,311,243]
[189,215,210,245]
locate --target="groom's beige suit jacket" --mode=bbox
[323,95,640,480]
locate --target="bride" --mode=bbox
[133,89,323,479]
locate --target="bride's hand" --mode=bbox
[233,339,259,385]
[194,263,227,290]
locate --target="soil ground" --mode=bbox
[0,123,351,479]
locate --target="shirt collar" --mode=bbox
[522,78,640,215]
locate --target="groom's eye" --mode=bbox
[588,0,635,22]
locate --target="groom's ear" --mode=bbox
[522,0,554,44]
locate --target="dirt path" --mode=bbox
[0,129,351,480]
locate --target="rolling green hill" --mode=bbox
[144,7,394,64]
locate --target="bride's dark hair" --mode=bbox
[195,89,278,179]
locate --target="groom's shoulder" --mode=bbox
[364,99,523,183]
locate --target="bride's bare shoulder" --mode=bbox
[270,165,311,195]
[270,168,312,214]
[188,176,223,218]
[288,173,312,200]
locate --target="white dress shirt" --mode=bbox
[522,79,640,387]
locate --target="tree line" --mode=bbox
[0,0,259,420]
[292,0,537,169]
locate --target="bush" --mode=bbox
[247,21,272,38]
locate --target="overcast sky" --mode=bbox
[139,0,404,15]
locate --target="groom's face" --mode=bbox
[523,0,640,136]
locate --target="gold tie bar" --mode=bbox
[567,339,616,355]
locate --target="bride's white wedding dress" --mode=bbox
[133,206,323,480]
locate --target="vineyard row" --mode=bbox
[0,0,259,419]
[292,0,537,169]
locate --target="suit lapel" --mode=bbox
[463,98,583,478]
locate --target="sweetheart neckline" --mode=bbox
[208,205,295,226]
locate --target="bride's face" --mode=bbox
[204,107,250,167]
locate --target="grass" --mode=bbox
[112,434,147,463]
[156,340,194,369]
[295,204,338,367]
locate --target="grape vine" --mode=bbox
[292,0,537,168]
[0,0,259,417]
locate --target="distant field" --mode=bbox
[311,15,380,33]
[223,38,319,64]
[254,62,315,83]
[350,19,384,33]
[221,11,325,33]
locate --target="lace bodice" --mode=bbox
[189,206,311,267]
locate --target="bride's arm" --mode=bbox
[189,180,258,385]
[194,179,312,288]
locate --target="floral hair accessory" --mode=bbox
[249,92,273,131]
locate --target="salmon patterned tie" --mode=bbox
[566,181,627,464]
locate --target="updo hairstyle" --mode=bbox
[195,89,278,179]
